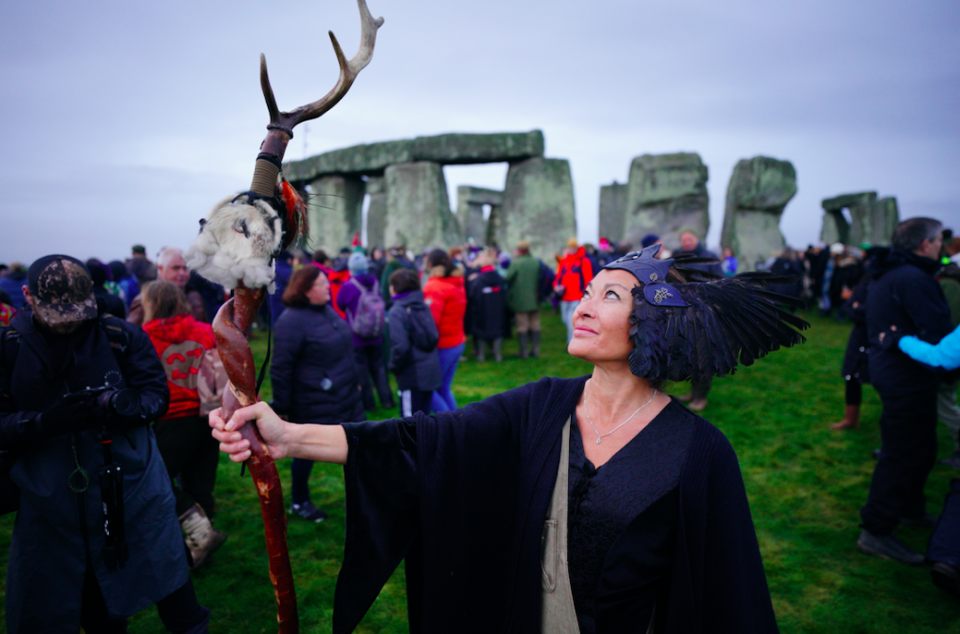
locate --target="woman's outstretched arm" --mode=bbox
[209,401,349,465]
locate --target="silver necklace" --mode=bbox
[584,389,658,445]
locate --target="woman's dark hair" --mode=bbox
[107,260,128,282]
[389,268,420,294]
[312,249,330,266]
[283,266,323,308]
[427,248,454,277]
[893,217,942,252]
[141,281,190,322]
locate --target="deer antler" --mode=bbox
[251,0,383,196]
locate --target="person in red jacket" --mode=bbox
[423,249,467,412]
[141,281,227,569]
[554,238,594,343]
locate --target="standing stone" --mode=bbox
[384,162,460,252]
[306,175,364,255]
[821,192,899,247]
[623,153,709,250]
[456,186,504,244]
[498,157,577,263]
[365,176,387,248]
[598,181,628,242]
[720,156,797,272]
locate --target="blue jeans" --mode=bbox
[561,300,578,343]
[431,342,465,412]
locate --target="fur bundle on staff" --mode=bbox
[182,2,383,633]
[603,245,809,384]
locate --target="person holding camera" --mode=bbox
[0,255,209,633]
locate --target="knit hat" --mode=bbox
[640,234,660,248]
[566,237,578,248]
[27,255,98,325]
[348,252,369,274]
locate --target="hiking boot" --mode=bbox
[179,503,227,570]
[517,333,529,359]
[830,405,861,430]
[492,338,503,363]
[857,530,924,566]
[530,331,541,358]
[900,513,938,530]
[931,562,960,599]
[689,398,708,412]
[289,501,327,523]
[939,451,960,471]
[475,340,486,362]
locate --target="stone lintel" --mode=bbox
[284,130,544,182]
[457,185,504,207]
[821,191,877,211]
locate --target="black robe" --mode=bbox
[335,376,778,633]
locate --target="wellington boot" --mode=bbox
[476,339,486,362]
[517,333,529,359]
[531,331,541,358]
[830,405,861,430]
[492,338,503,363]
[179,503,227,571]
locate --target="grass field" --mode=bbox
[2,309,959,632]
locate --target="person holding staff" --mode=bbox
[212,245,806,633]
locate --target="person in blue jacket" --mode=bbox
[0,255,209,633]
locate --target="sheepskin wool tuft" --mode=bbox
[185,194,283,293]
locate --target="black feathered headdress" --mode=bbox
[603,245,809,383]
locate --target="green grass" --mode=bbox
[2,309,960,632]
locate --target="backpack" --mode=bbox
[537,261,556,302]
[406,304,440,352]
[346,277,386,339]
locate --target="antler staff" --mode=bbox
[187,2,383,632]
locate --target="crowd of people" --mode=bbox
[1,216,959,631]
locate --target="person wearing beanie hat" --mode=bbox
[338,251,395,411]
[506,239,542,358]
[2,254,210,632]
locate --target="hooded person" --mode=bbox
[0,255,209,633]
[212,243,809,634]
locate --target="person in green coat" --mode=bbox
[504,240,542,358]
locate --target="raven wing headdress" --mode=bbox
[604,245,809,383]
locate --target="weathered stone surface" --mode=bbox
[288,140,413,182]
[623,153,709,250]
[819,191,899,246]
[364,176,387,248]
[306,175,364,254]
[497,158,576,262]
[456,186,503,244]
[384,162,460,251]
[720,156,797,272]
[598,181,628,241]
[285,131,544,182]
[411,130,544,166]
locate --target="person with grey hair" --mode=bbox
[127,248,207,326]
[857,217,954,565]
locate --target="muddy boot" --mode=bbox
[830,405,861,430]
[492,338,503,362]
[179,503,227,571]
[476,339,486,362]
[531,331,541,358]
[517,332,529,359]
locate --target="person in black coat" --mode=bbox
[212,245,809,633]
[386,268,441,417]
[0,255,208,633]
[271,265,363,523]
[857,218,954,565]
[467,250,506,362]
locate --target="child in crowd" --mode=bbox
[387,269,441,417]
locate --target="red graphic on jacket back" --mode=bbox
[160,341,204,388]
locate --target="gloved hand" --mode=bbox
[37,392,96,437]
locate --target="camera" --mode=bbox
[78,386,141,420]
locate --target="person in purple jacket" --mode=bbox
[337,252,395,411]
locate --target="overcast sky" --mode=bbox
[2,0,958,265]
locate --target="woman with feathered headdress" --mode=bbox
[211,244,806,633]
